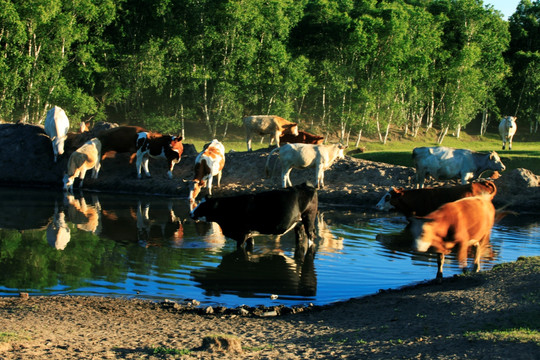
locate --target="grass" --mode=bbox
[184,125,540,174]
[0,331,30,343]
[150,345,191,356]
[465,328,540,344]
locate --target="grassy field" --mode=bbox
[185,126,540,175]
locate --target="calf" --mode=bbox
[190,182,318,248]
[63,138,102,193]
[280,130,324,145]
[187,139,226,209]
[266,143,346,188]
[243,115,299,151]
[375,181,497,217]
[412,146,505,188]
[408,195,495,281]
[44,106,70,162]
[499,116,517,150]
[135,132,184,179]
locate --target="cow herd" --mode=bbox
[43,106,517,281]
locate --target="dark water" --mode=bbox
[0,187,538,307]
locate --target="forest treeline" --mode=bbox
[1,0,539,144]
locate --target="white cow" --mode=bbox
[499,116,517,150]
[265,143,346,188]
[412,146,506,188]
[63,138,102,192]
[44,106,70,162]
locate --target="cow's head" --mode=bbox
[63,173,74,193]
[285,123,299,136]
[374,187,402,211]
[336,144,348,160]
[171,136,184,153]
[190,196,217,222]
[408,217,446,253]
[187,179,207,206]
[488,151,506,172]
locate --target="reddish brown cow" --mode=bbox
[280,130,324,145]
[375,180,497,217]
[135,132,183,179]
[243,115,299,151]
[97,125,147,160]
[409,194,495,281]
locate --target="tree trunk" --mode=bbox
[355,129,363,147]
[437,125,449,144]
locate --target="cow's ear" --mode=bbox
[177,136,183,141]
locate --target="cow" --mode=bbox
[135,132,184,179]
[412,146,506,188]
[408,194,495,281]
[46,208,71,250]
[63,138,102,193]
[243,115,299,151]
[265,143,346,188]
[44,106,70,162]
[280,130,324,145]
[97,125,147,160]
[190,182,318,249]
[499,116,517,150]
[187,139,226,209]
[375,180,497,217]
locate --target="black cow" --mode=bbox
[135,132,184,179]
[190,182,318,248]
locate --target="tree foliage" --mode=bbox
[0,0,534,142]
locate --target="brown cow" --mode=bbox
[97,125,147,160]
[409,194,495,281]
[375,180,497,217]
[243,115,299,151]
[280,130,324,145]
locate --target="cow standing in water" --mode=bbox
[499,116,517,150]
[63,138,102,193]
[412,146,506,188]
[375,181,497,217]
[44,106,70,162]
[190,183,318,249]
[187,139,226,210]
[408,194,495,281]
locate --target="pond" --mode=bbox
[0,187,539,308]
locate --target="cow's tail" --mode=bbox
[265,147,281,178]
[494,204,518,223]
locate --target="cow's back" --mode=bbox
[280,143,318,168]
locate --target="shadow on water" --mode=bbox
[0,186,539,307]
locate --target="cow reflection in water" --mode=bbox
[64,194,101,234]
[192,213,344,297]
[136,200,185,247]
[46,206,70,250]
[193,240,317,297]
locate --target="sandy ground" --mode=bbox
[1,256,539,359]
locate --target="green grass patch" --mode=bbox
[465,328,540,344]
[0,331,30,343]
[150,345,191,356]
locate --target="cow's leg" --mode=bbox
[207,176,214,195]
[282,168,293,188]
[92,159,101,179]
[166,161,176,179]
[436,253,445,282]
[509,137,513,150]
[273,131,280,148]
[136,152,144,179]
[78,168,88,188]
[142,157,151,178]
[216,171,222,187]
[247,136,253,151]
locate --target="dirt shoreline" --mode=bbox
[1,256,539,359]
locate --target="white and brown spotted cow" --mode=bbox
[135,132,184,179]
[63,138,102,193]
[243,115,299,151]
[187,139,226,209]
